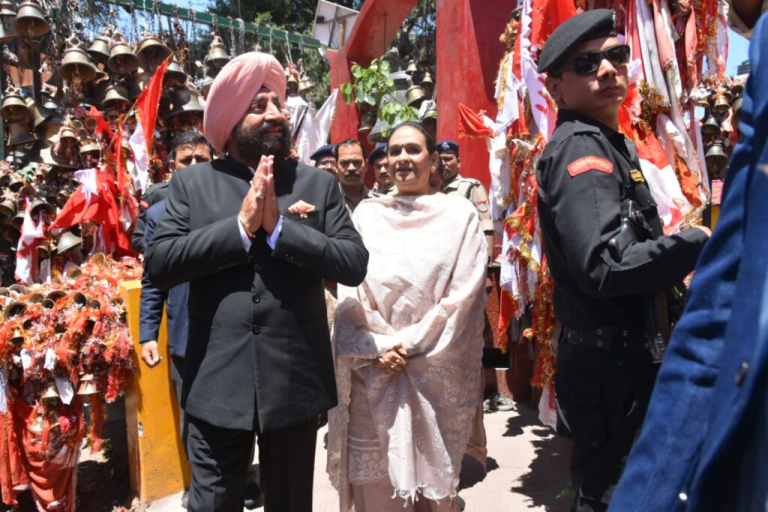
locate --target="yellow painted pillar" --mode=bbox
[120,280,190,504]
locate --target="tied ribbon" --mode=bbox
[135,59,169,158]
[458,103,494,139]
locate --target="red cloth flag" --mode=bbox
[135,59,169,157]
[51,166,135,257]
[458,103,494,139]
[88,106,113,139]
[530,0,577,49]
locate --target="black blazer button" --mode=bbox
[252,294,261,304]
[252,325,261,335]
[254,264,260,272]
[735,359,749,386]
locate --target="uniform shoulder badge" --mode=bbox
[475,199,490,213]
[567,156,613,177]
[630,169,645,183]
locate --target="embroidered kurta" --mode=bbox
[328,194,487,509]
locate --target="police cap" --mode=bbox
[368,143,388,164]
[537,9,617,74]
[310,144,336,161]
[437,140,459,157]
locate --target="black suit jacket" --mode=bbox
[145,156,368,432]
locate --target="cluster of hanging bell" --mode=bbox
[698,82,744,180]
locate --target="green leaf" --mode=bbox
[385,77,395,89]
[355,87,366,104]
[364,94,377,106]
[380,60,391,74]
[352,65,363,80]
[341,83,353,104]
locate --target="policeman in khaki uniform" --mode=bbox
[438,140,495,262]
[535,10,710,511]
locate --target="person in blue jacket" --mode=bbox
[610,1,768,509]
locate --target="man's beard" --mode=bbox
[231,119,292,161]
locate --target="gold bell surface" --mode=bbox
[77,374,98,395]
[205,34,230,69]
[2,87,31,121]
[108,32,139,75]
[406,84,426,107]
[137,35,172,72]
[102,83,131,111]
[13,0,49,39]
[40,381,60,400]
[6,122,37,147]
[60,39,98,83]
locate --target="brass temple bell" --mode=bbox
[108,30,139,75]
[13,0,49,39]
[60,37,98,84]
[205,34,230,69]
[137,34,172,72]
[0,0,18,43]
[1,87,30,121]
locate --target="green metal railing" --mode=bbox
[112,0,323,49]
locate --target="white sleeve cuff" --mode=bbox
[267,216,284,250]
[237,216,253,253]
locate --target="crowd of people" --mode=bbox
[132,0,767,510]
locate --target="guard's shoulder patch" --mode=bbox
[475,199,490,213]
[567,156,613,177]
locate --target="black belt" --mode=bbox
[563,326,649,353]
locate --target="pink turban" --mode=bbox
[203,52,287,153]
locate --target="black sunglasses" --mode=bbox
[559,44,631,75]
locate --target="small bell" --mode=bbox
[30,198,55,217]
[163,59,187,86]
[25,97,52,127]
[167,87,204,119]
[2,87,31,121]
[0,198,16,219]
[3,300,27,320]
[712,92,731,115]
[137,34,172,72]
[732,97,744,130]
[205,33,230,69]
[406,84,426,107]
[89,252,106,266]
[60,37,98,83]
[199,76,214,99]
[107,30,139,75]
[66,267,83,280]
[40,87,58,110]
[299,76,315,94]
[56,230,82,254]
[56,121,79,147]
[701,115,720,139]
[13,0,49,39]
[730,82,744,99]
[40,381,60,401]
[0,0,17,43]
[77,374,98,396]
[88,29,112,64]
[6,122,37,147]
[102,83,131,111]
[286,73,299,93]
[420,71,434,96]
[705,141,728,177]
[405,59,418,75]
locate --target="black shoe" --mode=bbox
[483,398,497,413]
[244,482,264,510]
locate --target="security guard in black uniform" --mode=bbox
[535,10,711,511]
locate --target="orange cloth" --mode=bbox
[203,52,287,153]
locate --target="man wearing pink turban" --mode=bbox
[145,52,369,512]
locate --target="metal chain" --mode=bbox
[154,0,162,37]
[268,26,274,55]
[238,18,245,55]
[147,0,155,35]
[228,16,236,56]
[130,4,139,45]
[285,40,293,64]
[253,19,262,52]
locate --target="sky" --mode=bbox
[727,28,750,76]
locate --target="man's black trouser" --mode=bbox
[555,334,658,512]
[186,414,317,512]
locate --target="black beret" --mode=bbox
[368,143,388,164]
[436,140,459,156]
[537,9,617,74]
[310,144,335,161]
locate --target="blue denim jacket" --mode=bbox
[610,12,768,511]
